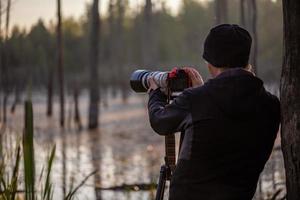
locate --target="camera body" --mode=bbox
[167,68,190,92]
[130,68,190,93]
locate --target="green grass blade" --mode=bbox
[43,145,55,200]
[64,171,96,200]
[11,146,21,200]
[23,100,35,200]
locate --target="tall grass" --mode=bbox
[23,100,35,200]
[64,170,97,200]
[0,145,21,200]
[0,100,94,200]
[42,145,55,200]
[0,100,54,200]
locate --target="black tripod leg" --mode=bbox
[155,165,168,200]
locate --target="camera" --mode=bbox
[130,68,190,93]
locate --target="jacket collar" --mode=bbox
[215,68,254,80]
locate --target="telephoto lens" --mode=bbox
[130,70,168,93]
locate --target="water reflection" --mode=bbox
[61,129,67,198]
[88,130,102,200]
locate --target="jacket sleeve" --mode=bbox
[148,88,190,135]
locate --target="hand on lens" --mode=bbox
[148,77,159,93]
[184,67,204,88]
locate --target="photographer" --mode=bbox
[148,24,280,200]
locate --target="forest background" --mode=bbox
[1,0,282,101]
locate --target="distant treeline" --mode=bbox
[1,0,282,93]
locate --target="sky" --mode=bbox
[9,0,184,31]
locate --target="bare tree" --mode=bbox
[0,0,2,122]
[0,0,2,62]
[116,0,129,102]
[10,84,21,113]
[73,83,82,130]
[5,0,10,40]
[142,0,155,66]
[0,0,1,37]
[0,0,2,157]
[240,0,246,27]
[88,0,100,129]
[239,0,258,73]
[281,0,300,199]
[107,0,117,94]
[46,61,54,117]
[57,0,65,127]
[2,0,11,124]
[249,0,257,73]
[116,0,125,69]
[215,0,228,25]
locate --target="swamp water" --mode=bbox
[1,90,285,200]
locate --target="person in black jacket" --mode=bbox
[147,24,280,200]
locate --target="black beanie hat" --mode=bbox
[202,24,252,68]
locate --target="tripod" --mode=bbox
[155,134,176,200]
[155,92,184,200]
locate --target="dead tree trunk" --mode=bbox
[240,0,246,27]
[47,63,54,117]
[108,0,117,96]
[142,0,155,66]
[0,0,3,122]
[250,0,257,73]
[2,95,7,124]
[57,0,65,127]
[281,1,300,199]
[88,0,100,129]
[10,85,20,113]
[5,0,10,41]
[240,0,258,73]
[116,0,129,103]
[74,84,82,130]
[215,0,228,25]
[2,0,11,124]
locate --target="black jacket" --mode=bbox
[148,69,280,200]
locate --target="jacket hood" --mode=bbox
[205,69,264,119]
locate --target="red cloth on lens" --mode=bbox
[168,67,179,78]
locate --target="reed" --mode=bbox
[0,100,92,200]
[64,171,97,200]
[41,145,55,200]
[0,145,21,200]
[23,100,35,200]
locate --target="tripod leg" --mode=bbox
[155,165,168,200]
